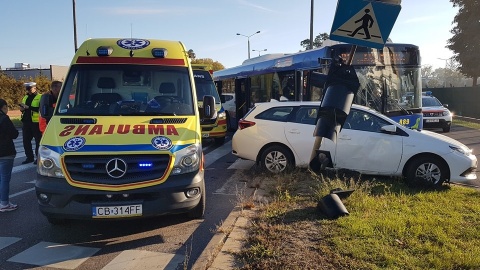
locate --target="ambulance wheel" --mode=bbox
[188,185,206,219]
[47,217,67,225]
[214,137,225,145]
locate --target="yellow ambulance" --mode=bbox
[191,64,227,144]
[35,38,215,224]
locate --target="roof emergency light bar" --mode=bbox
[96,46,113,56]
[151,48,168,58]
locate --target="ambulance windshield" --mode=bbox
[56,64,195,116]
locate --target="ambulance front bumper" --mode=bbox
[35,170,204,221]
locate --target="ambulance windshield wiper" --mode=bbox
[121,112,177,116]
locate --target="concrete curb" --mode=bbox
[192,205,244,270]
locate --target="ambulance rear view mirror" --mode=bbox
[203,95,216,119]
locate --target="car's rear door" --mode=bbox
[284,105,336,166]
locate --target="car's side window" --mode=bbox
[293,106,318,125]
[256,106,294,122]
[345,109,390,132]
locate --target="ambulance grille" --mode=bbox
[63,154,171,186]
[150,118,187,124]
[60,118,97,124]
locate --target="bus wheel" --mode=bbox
[260,145,294,173]
[405,156,447,188]
[214,137,225,145]
[188,185,206,219]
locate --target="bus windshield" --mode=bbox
[354,66,422,113]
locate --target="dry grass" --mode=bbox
[234,168,480,270]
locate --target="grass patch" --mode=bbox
[453,119,480,130]
[237,170,480,269]
[11,117,22,128]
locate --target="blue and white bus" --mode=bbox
[213,41,423,129]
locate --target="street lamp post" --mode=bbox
[252,49,267,56]
[437,57,448,87]
[237,31,261,59]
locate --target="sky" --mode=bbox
[0,0,457,70]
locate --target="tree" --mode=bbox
[447,0,480,86]
[422,64,434,79]
[187,49,196,59]
[300,33,329,50]
[191,58,225,71]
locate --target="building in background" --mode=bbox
[1,63,68,81]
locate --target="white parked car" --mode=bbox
[232,101,477,187]
[221,93,236,130]
[422,92,452,132]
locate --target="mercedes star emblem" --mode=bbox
[105,158,128,178]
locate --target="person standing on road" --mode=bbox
[0,98,20,212]
[19,82,42,164]
[39,80,62,134]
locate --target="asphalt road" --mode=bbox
[0,132,244,270]
[1,123,479,269]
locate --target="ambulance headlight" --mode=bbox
[37,146,64,178]
[218,111,226,119]
[171,143,201,175]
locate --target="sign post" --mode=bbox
[329,0,401,49]
[308,0,401,173]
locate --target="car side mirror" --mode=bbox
[444,104,448,108]
[381,124,397,134]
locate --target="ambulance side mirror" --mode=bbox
[203,95,216,119]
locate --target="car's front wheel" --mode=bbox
[405,156,448,187]
[259,145,294,173]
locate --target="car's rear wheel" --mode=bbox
[405,156,447,187]
[260,145,294,173]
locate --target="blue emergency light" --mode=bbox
[151,48,167,58]
[82,163,95,169]
[96,46,113,56]
[138,162,153,168]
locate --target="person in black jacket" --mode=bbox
[0,98,20,212]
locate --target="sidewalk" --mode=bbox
[192,188,267,270]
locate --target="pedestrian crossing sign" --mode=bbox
[330,0,401,49]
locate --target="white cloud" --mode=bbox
[237,0,276,13]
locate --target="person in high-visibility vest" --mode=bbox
[19,82,42,165]
[39,80,62,134]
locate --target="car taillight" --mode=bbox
[238,119,256,130]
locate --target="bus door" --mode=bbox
[235,77,251,120]
[295,70,304,101]
[304,70,324,101]
[215,81,223,96]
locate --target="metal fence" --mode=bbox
[425,87,480,118]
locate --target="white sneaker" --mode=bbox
[0,202,18,212]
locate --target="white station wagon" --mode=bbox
[232,102,477,187]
